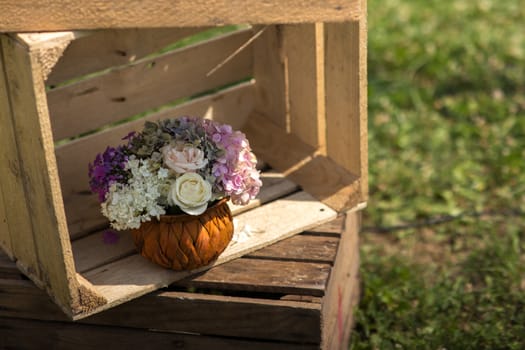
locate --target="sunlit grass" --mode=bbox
[354,0,525,348]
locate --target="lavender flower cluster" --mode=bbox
[88,117,262,230]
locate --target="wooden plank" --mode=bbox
[228,171,299,216]
[246,234,339,263]
[253,24,324,149]
[306,215,345,235]
[86,291,322,344]
[0,0,361,32]
[0,36,38,269]
[56,82,255,238]
[46,28,208,86]
[325,17,368,201]
[244,112,362,212]
[252,25,288,130]
[71,171,298,273]
[47,29,254,141]
[321,212,360,350]
[0,276,322,343]
[1,34,105,317]
[286,23,326,149]
[78,191,336,319]
[178,258,331,296]
[340,273,361,349]
[0,317,318,350]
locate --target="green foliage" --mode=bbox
[355,0,525,347]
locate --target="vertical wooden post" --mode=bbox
[253,23,326,150]
[0,34,81,315]
[0,37,39,269]
[324,0,368,201]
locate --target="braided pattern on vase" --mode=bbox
[131,198,233,270]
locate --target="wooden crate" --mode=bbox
[0,4,366,319]
[0,214,360,350]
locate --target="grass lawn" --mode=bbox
[352,0,525,348]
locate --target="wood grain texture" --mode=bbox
[13,32,78,82]
[306,215,345,235]
[178,258,331,296]
[246,234,339,263]
[0,317,318,350]
[0,164,12,259]
[325,16,368,201]
[0,0,360,32]
[56,82,255,238]
[244,112,363,212]
[0,36,38,268]
[71,171,298,274]
[46,28,208,86]
[285,23,326,149]
[0,247,324,344]
[0,213,357,345]
[321,212,360,350]
[76,191,335,319]
[86,291,322,344]
[47,29,253,141]
[1,34,105,317]
[253,24,326,149]
[252,25,288,129]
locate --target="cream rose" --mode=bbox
[161,142,207,174]
[170,173,212,215]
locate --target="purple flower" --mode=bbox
[102,229,120,244]
[88,146,129,202]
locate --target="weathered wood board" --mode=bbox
[0,0,361,32]
[0,214,360,349]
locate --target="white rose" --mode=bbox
[170,173,212,215]
[161,142,207,174]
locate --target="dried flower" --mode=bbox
[89,116,262,230]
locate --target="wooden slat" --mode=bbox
[321,212,360,350]
[71,171,298,273]
[78,191,336,319]
[0,36,37,269]
[178,258,331,296]
[47,29,254,141]
[253,25,288,130]
[46,28,208,86]
[253,23,324,149]
[1,34,105,317]
[0,0,361,32]
[325,18,368,201]
[306,215,345,235]
[56,82,255,238]
[286,23,326,149]
[86,291,322,344]
[244,112,362,212]
[0,270,322,344]
[246,234,339,263]
[0,317,318,350]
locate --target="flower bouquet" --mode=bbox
[88,116,262,270]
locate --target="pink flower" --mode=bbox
[161,142,207,174]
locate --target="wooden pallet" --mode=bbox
[0,214,360,350]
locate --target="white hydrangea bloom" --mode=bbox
[101,158,169,230]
